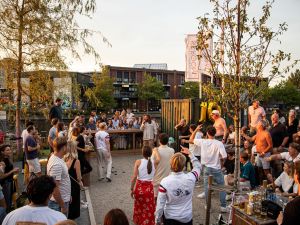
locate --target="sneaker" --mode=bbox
[220,206,230,213]
[226,194,232,201]
[21,169,24,174]
[106,177,112,182]
[81,203,88,209]
[98,178,104,181]
[81,200,87,205]
[197,192,205,198]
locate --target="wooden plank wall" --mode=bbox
[161,99,193,139]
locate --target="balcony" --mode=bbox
[113,92,137,99]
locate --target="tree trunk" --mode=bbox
[233,0,242,191]
[15,1,25,153]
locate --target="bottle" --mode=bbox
[247,202,254,216]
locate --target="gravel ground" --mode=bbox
[89,154,231,225]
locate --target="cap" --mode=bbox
[211,110,220,115]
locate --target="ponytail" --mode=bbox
[147,157,152,174]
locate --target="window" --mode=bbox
[156,73,162,81]
[130,72,136,83]
[116,71,122,83]
[163,74,168,85]
[123,72,129,83]
[180,75,185,85]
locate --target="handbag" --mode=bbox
[261,199,282,219]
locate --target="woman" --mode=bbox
[131,146,155,225]
[64,141,83,219]
[274,161,298,197]
[155,148,201,225]
[57,122,66,137]
[115,120,127,150]
[74,127,93,175]
[287,110,299,144]
[0,145,19,210]
[104,208,129,225]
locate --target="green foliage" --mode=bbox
[85,67,116,112]
[137,73,165,112]
[267,81,300,107]
[198,0,297,112]
[287,69,300,89]
[180,82,199,99]
[137,73,165,101]
[0,0,102,135]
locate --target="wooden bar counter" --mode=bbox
[232,206,277,225]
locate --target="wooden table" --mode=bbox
[107,129,143,150]
[232,206,277,225]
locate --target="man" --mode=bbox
[86,117,96,131]
[21,120,34,173]
[225,152,256,190]
[47,137,71,216]
[270,113,289,178]
[248,100,266,135]
[24,125,42,178]
[242,120,273,183]
[267,142,300,163]
[95,122,112,182]
[2,176,66,225]
[151,133,175,200]
[126,108,135,124]
[211,110,228,143]
[140,114,157,149]
[190,125,228,212]
[175,119,190,148]
[90,111,98,123]
[49,98,63,121]
[270,113,289,150]
[48,118,58,153]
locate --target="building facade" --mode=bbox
[107,64,185,112]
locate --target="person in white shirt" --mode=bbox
[47,137,71,216]
[274,161,298,197]
[140,114,157,149]
[95,122,112,182]
[248,100,266,135]
[151,133,175,199]
[267,142,300,163]
[2,175,66,225]
[155,148,201,225]
[131,146,156,225]
[190,125,228,212]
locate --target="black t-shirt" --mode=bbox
[282,196,300,225]
[223,158,235,174]
[76,135,85,158]
[0,158,13,184]
[49,105,62,121]
[177,125,190,148]
[287,118,299,143]
[270,123,288,147]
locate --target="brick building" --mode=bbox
[106,64,185,112]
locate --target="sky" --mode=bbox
[69,0,300,80]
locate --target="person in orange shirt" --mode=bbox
[294,160,300,195]
[242,120,273,183]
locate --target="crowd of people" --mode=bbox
[0,97,300,225]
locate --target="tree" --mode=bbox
[197,0,298,190]
[85,67,116,112]
[137,73,165,112]
[180,82,199,99]
[287,69,300,89]
[266,81,300,108]
[0,0,102,144]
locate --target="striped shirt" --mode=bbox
[47,155,71,203]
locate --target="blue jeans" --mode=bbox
[48,200,69,217]
[203,167,226,207]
